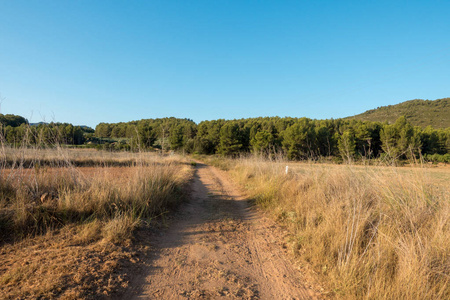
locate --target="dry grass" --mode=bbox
[209,155,450,299]
[1,146,181,168]
[0,145,193,299]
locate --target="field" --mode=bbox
[0,146,193,299]
[206,155,450,299]
[1,146,449,299]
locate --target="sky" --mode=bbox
[0,0,449,128]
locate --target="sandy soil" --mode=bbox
[121,163,319,300]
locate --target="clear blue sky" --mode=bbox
[1,1,449,128]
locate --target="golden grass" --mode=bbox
[210,155,450,299]
[0,146,193,298]
[1,146,182,168]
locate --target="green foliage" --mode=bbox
[251,130,274,153]
[218,123,243,156]
[424,153,450,163]
[1,122,86,146]
[4,106,449,162]
[169,125,184,150]
[93,115,449,162]
[282,118,316,159]
[195,120,224,154]
[0,114,28,127]
[95,122,113,138]
[350,98,450,128]
[94,118,197,151]
[380,116,421,161]
[137,121,156,148]
[315,125,335,157]
[338,130,356,162]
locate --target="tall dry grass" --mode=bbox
[0,140,193,298]
[1,145,180,168]
[0,144,193,244]
[215,155,449,299]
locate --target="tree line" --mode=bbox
[0,114,28,127]
[94,117,197,151]
[1,117,88,146]
[95,116,450,163]
[1,113,449,162]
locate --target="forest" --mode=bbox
[2,113,449,163]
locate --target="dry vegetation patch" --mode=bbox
[0,147,193,298]
[208,156,450,299]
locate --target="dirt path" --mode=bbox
[123,163,319,299]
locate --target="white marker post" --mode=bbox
[285,165,289,175]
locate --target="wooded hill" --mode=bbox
[348,98,450,128]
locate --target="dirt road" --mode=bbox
[123,163,319,299]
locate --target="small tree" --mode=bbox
[338,130,356,163]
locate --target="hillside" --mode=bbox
[349,98,450,128]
